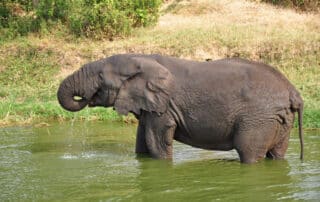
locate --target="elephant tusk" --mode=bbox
[73,95,85,102]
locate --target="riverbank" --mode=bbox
[0,0,319,128]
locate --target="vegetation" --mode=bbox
[0,0,319,128]
[261,0,320,12]
[0,40,129,125]
[0,0,162,39]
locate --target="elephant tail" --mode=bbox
[297,104,304,160]
[290,90,304,160]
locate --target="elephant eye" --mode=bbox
[73,95,84,101]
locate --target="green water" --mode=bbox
[0,122,319,201]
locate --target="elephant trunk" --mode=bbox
[57,67,98,112]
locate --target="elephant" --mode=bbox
[57,54,304,163]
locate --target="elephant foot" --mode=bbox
[135,152,152,158]
[266,132,289,160]
[237,149,266,164]
[265,149,286,160]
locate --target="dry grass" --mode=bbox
[4,0,317,71]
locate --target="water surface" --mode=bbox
[0,122,319,201]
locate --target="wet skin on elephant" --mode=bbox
[57,54,304,163]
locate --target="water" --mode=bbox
[0,122,319,201]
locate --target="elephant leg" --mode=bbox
[144,113,176,159]
[233,120,278,164]
[266,134,289,160]
[135,121,150,155]
[266,112,294,160]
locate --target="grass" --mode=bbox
[0,0,319,128]
[0,38,135,126]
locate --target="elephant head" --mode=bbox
[57,54,174,115]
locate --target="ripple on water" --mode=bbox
[0,124,319,202]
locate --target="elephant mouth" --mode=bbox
[87,89,106,107]
[87,88,118,108]
[88,100,95,107]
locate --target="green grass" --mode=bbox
[0,0,319,128]
[0,39,133,126]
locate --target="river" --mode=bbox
[0,121,319,201]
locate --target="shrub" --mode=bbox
[0,1,35,37]
[35,0,70,21]
[262,0,320,12]
[0,0,68,38]
[69,0,162,39]
[0,0,162,39]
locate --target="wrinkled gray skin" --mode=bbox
[57,54,304,163]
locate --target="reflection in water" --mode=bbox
[134,158,293,201]
[0,122,319,201]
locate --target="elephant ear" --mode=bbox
[114,57,174,116]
